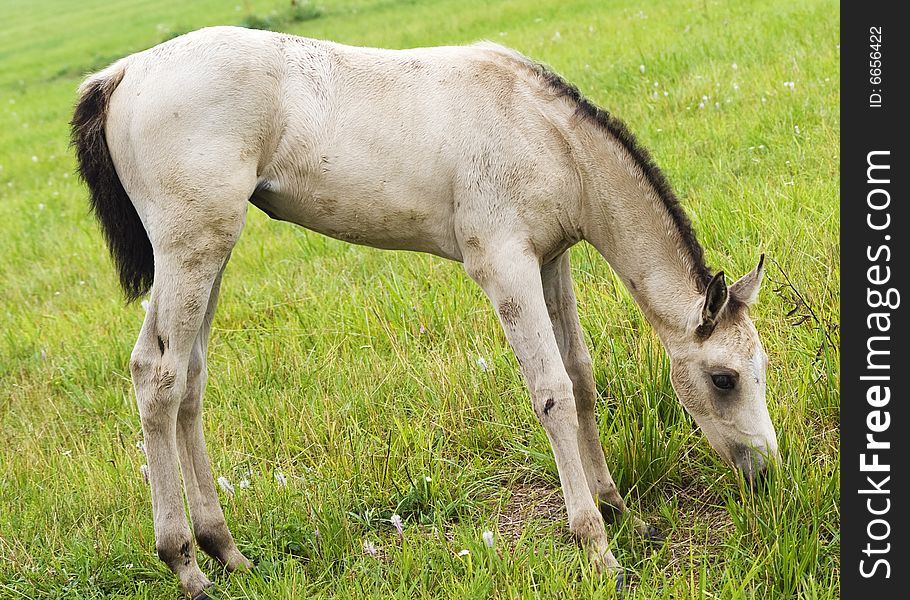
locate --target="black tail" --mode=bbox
[71,66,153,302]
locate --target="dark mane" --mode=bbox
[532,62,713,291]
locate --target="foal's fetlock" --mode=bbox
[156,538,212,598]
[595,497,666,543]
[157,538,194,571]
[195,527,252,572]
[570,509,621,572]
[569,507,606,540]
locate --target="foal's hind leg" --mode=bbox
[464,241,619,573]
[541,253,659,539]
[176,261,252,572]
[131,199,247,599]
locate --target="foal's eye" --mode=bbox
[711,374,736,390]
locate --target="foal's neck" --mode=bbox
[577,133,707,341]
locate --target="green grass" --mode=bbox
[0,0,839,598]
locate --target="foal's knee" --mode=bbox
[531,379,578,430]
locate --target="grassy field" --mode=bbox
[0,0,839,598]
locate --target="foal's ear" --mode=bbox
[730,254,765,306]
[697,271,728,337]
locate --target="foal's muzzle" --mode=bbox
[731,443,775,488]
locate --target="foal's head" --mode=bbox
[668,256,779,485]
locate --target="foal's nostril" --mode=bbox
[732,444,769,489]
[741,462,768,489]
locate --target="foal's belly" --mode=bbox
[250,174,463,261]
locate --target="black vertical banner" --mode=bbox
[842,2,908,597]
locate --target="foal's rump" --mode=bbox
[73,28,284,298]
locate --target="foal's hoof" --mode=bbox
[645,525,666,543]
[192,585,218,600]
[223,551,253,573]
[615,572,627,596]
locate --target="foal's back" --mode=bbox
[102,26,583,263]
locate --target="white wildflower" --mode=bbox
[38,203,45,210]
[794,125,801,134]
[275,471,287,488]
[783,81,795,91]
[458,549,470,557]
[482,531,495,548]
[663,91,669,97]
[239,479,251,489]
[552,31,561,41]
[141,299,150,312]
[639,64,646,74]
[476,357,489,372]
[363,540,379,557]
[31,156,38,162]
[217,476,235,496]
[390,514,404,538]
[731,63,738,70]
[425,476,432,483]
[698,102,705,109]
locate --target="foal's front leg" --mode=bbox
[464,243,620,574]
[542,254,660,539]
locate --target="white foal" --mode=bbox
[72,26,778,598]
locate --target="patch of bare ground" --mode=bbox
[494,477,736,577]
[496,479,567,549]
